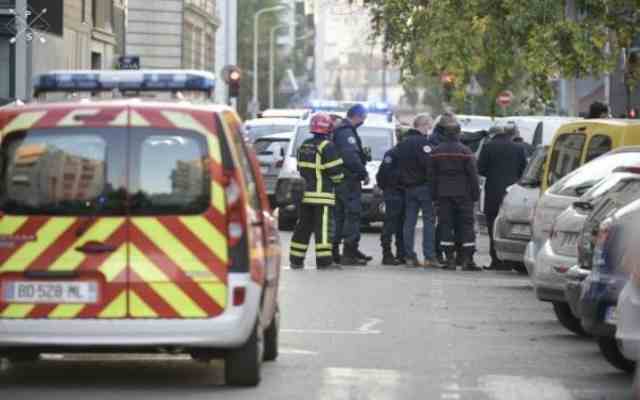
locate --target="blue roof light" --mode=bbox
[306,99,392,115]
[33,70,216,96]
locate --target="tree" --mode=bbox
[363,0,640,116]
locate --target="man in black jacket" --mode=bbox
[376,144,405,265]
[478,124,527,270]
[431,113,482,271]
[397,113,440,268]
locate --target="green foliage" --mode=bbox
[365,0,640,116]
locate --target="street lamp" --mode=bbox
[270,24,292,109]
[252,4,288,117]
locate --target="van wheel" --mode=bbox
[552,302,590,337]
[263,305,280,362]
[225,319,263,386]
[597,336,636,373]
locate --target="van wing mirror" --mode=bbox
[280,146,285,158]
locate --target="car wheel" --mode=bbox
[225,319,264,386]
[263,305,280,362]
[552,302,590,337]
[597,336,636,373]
[509,262,528,275]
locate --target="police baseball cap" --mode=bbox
[347,104,367,118]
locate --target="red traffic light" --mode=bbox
[229,70,241,82]
[222,65,242,84]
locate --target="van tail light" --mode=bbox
[232,286,246,306]
[224,172,250,274]
[275,158,284,168]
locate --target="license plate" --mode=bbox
[511,224,531,236]
[605,306,618,325]
[3,281,99,304]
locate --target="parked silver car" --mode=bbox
[493,146,547,273]
[253,132,292,206]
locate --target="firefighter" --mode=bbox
[431,112,482,271]
[376,144,405,265]
[333,104,372,266]
[289,113,345,270]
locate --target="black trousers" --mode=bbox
[486,211,499,264]
[290,203,335,267]
[437,196,475,255]
[380,189,405,257]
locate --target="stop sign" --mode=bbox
[496,90,513,107]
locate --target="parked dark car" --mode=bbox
[565,166,640,372]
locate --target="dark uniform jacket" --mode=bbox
[376,147,402,191]
[297,135,344,206]
[397,129,434,188]
[332,120,368,183]
[477,134,527,216]
[431,138,480,201]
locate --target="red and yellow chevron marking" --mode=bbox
[0,106,230,320]
[0,217,128,319]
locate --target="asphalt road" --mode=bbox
[0,228,634,399]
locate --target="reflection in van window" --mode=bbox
[547,133,585,186]
[585,135,612,162]
[520,146,547,186]
[131,130,210,215]
[549,151,640,197]
[0,129,126,215]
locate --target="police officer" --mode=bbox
[398,113,439,268]
[431,113,482,271]
[376,144,405,265]
[478,123,527,270]
[333,104,371,266]
[290,113,344,270]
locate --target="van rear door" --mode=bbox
[0,106,129,319]
[126,106,228,319]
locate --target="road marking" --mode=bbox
[279,347,318,355]
[358,317,383,333]
[282,328,380,335]
[319,367,400,400]
[480,375,573,400]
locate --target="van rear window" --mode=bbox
[0,128,126,215]
[0,127,211,216]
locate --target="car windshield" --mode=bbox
[519,147,547,186]
[253,138,289,156]
[550,151,640,197]
[244,124,296,142]
[291,125,393,160]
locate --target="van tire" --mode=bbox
[597,336,636,373]
[225,319,263,386]
[552,302,590,337]
[263,305,280,361]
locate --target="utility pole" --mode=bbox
[270,24,288,109]
[14,0,28,100]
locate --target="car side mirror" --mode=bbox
[280,147,285,158]
[573,201,594,212]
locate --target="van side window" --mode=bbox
[224,112,261,212]
[547,133,585,187]
[585,135,612,162]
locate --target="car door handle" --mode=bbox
[76,241,117,254]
